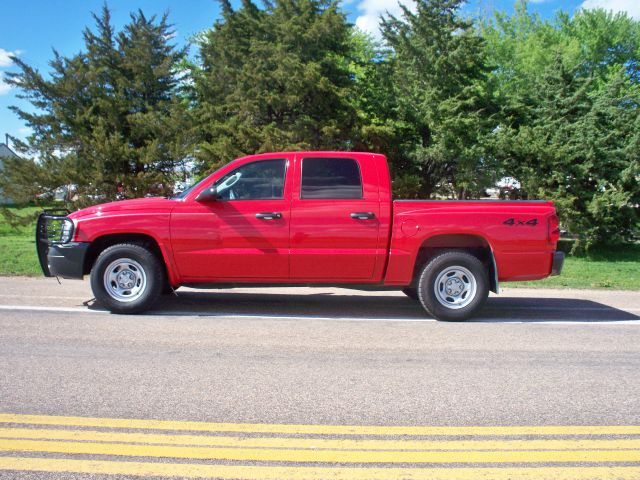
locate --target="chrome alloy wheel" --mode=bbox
[103,258,147,302]
[433,266,477,309]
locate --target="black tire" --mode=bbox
[417,251,489,322]
[162,282,176,295]
[402,287,419,301]
[90,243,163,314]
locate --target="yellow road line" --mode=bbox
[1,427,639,451]
[1,438,639,463]
[1,414,639,436]
[1,457,640,479]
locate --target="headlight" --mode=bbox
[60,219,74,243]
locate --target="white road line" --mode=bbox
[2,294,638,312]
[0,305,104,314]
[0,305,434,322]
[487,306,640,312]
[473,320,640,325]
[0,294,88,300]
[0,305,638,324]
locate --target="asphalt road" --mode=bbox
[0,277,639,479]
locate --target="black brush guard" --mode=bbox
[36,209,71,277]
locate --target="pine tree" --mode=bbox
[1,5,193,206]
[347,31,421,198]
[381,0,496,198]
[494,58,640,248]
[193,0,357,172]
[485,1,640,247]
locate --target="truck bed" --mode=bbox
[384,199,558,285]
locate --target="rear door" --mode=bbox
[289,154,382,281]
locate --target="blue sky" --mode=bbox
[0,0,634,145]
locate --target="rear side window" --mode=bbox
[301,157,363,199]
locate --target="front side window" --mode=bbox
[214,159,286,200]
[301,157,363,199]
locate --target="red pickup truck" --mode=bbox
[37,151,563,321]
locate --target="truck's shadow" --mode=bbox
[136,290,640,323]
[476,297,639,322]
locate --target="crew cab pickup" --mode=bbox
[37,151,564,321]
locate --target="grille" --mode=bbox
[37,210,72,244]
[36,209,71,277]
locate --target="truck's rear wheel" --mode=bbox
[417,251,488,321]
[90,243,163,314]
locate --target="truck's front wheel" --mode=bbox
[417,251,489,321]
[90,243,163,314]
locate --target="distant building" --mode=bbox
[0,140,19,204]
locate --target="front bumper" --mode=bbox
[45,242,89,279]
[551,251,565,276]
[36,210,88,279]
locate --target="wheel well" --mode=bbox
[412,234,498,293]
[83,233,168,279]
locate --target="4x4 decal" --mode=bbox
[503,218,538,226]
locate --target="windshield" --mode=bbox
[172,176,210,200]
[172,161,236,200]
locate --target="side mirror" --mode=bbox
[195,186,218,202]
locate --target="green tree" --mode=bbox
[193,0,357,172]
[1,5,193,206]
[381,0,497,198]
[347,31,422,197]
[484,1,640,247]
[512,64,638,247]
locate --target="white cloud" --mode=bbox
[355,0,416,39]
[0,48,18,67]
[164,31,178,40]
[580,0,640,19]
[0,48,19,95]
[0,78,11,95]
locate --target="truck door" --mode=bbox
[289,154,382,281]
[171,157,291,281]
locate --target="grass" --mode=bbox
[0,235,41,275]
[1,207,638,289]
[512,242,640,290]
[0,206,43,276]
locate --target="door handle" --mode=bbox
[256,212,282,220]
[350,212,375,220]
